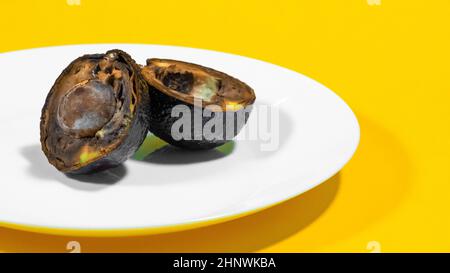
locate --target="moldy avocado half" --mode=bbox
[40,50,150,174]
[141,58,256,150]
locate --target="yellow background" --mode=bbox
[0,0,449,252]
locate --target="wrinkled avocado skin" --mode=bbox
[147,85,251,150]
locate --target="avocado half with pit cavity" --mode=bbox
[40,49,149,174]
[141,58,256,150]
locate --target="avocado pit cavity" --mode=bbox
[57,81,116,138]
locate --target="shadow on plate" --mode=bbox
[132,135,235,165]
[65,165,127,185]
[20,145,126,190]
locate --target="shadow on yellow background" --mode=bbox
[0,115,410,252]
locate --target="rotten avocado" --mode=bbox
[141,58,256,150]
[40,49,150,174]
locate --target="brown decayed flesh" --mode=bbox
[141,58,255,111]
[40,50,149,173]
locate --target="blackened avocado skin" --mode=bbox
[141,59,256,150]
[147,84,252,149]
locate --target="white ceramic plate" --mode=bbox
[0,44,359,236]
